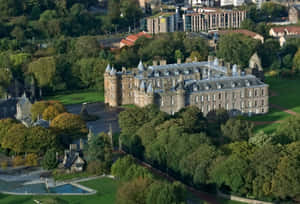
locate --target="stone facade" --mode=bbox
[289,5,300,24]
[183,8,247,32]
[104,58,269,116]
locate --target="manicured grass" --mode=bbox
[45,90,104,105]
[0,177,118,204]
[247,107,290,122]
[254,123,280,134]
[266,76,300,114]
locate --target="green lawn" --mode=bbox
[247,107,290,122]
[266,76,300,114]
[254,123,280,134]
[0,177,118,204]
[45,90,104,105]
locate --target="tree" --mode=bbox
[10,26,25,41]
[275,115,300,144]
[26,126,59,155]
[1,123,27,153]
[76,58,108,90]
[25,153,38,166]
[175,49,184,61]
[0,118,18,145]
[271,142,300,199]
[85,132,113,173]
[179,144,217,185]
[42,104,65,121]
[0,68,13,95]
[42,148,58,170]
[146,181,187,204]
[221,118,253,142]
[28,56,56,89]
[217,33,260,68]
[120,0,143,28]
[116,177,153,204]
[210,154,250,194]
[51,112,87,144]
[257,39,280,68]
[250,145,282,199]
[293,48,300,72]
[178,106,207,133]
[74,36,100,58]
[0,0,22,17]
[241,19,255,31]
[111,155,135,179]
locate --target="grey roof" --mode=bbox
[33,119,50,128]
[148,61,227,74]
[182,75,267,93]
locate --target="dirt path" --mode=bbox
[252,90,298,126]
[270,104,298,116]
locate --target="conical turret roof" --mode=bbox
[106,64,111,72]
[138,60,145,71]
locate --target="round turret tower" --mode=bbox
[176,76,186,112]
[104,64,119,107]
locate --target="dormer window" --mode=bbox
[184,70,189,75]
[205,84,210,90]
[175,70,179,75]
[246,80,250,87]
[193,85,198,91]
[217,83,222,89]
[154,72,160,77]
[231,82,236,88]
[164,71,169,76]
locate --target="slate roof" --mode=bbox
[182,75,267,93]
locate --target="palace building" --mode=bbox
[104,57,268,116]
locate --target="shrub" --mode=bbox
[13,155,24,167]
[25,153,38,166]
[42,149,58,170]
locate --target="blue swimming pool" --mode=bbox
[49,184,89,194]
[0,179,90,194]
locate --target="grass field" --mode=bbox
[251,76,300,133]
[266,77,300,114]
[247,107,290,122]
[45,90,104,105]
[0,178,118,204]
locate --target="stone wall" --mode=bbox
[217,191,273,204]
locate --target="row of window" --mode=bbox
[193,89,265,102]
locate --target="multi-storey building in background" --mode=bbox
[183,8,247,32]
[104,57,268,116]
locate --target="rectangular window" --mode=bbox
[208,95,210,101]
[261,89,264,96]
[171,97,174,105]
[262,100,264,106]
[249,91,252,97]
[201,95,204,102]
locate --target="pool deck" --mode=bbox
[0,175,115,196]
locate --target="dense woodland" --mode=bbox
[119,105,300,202]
